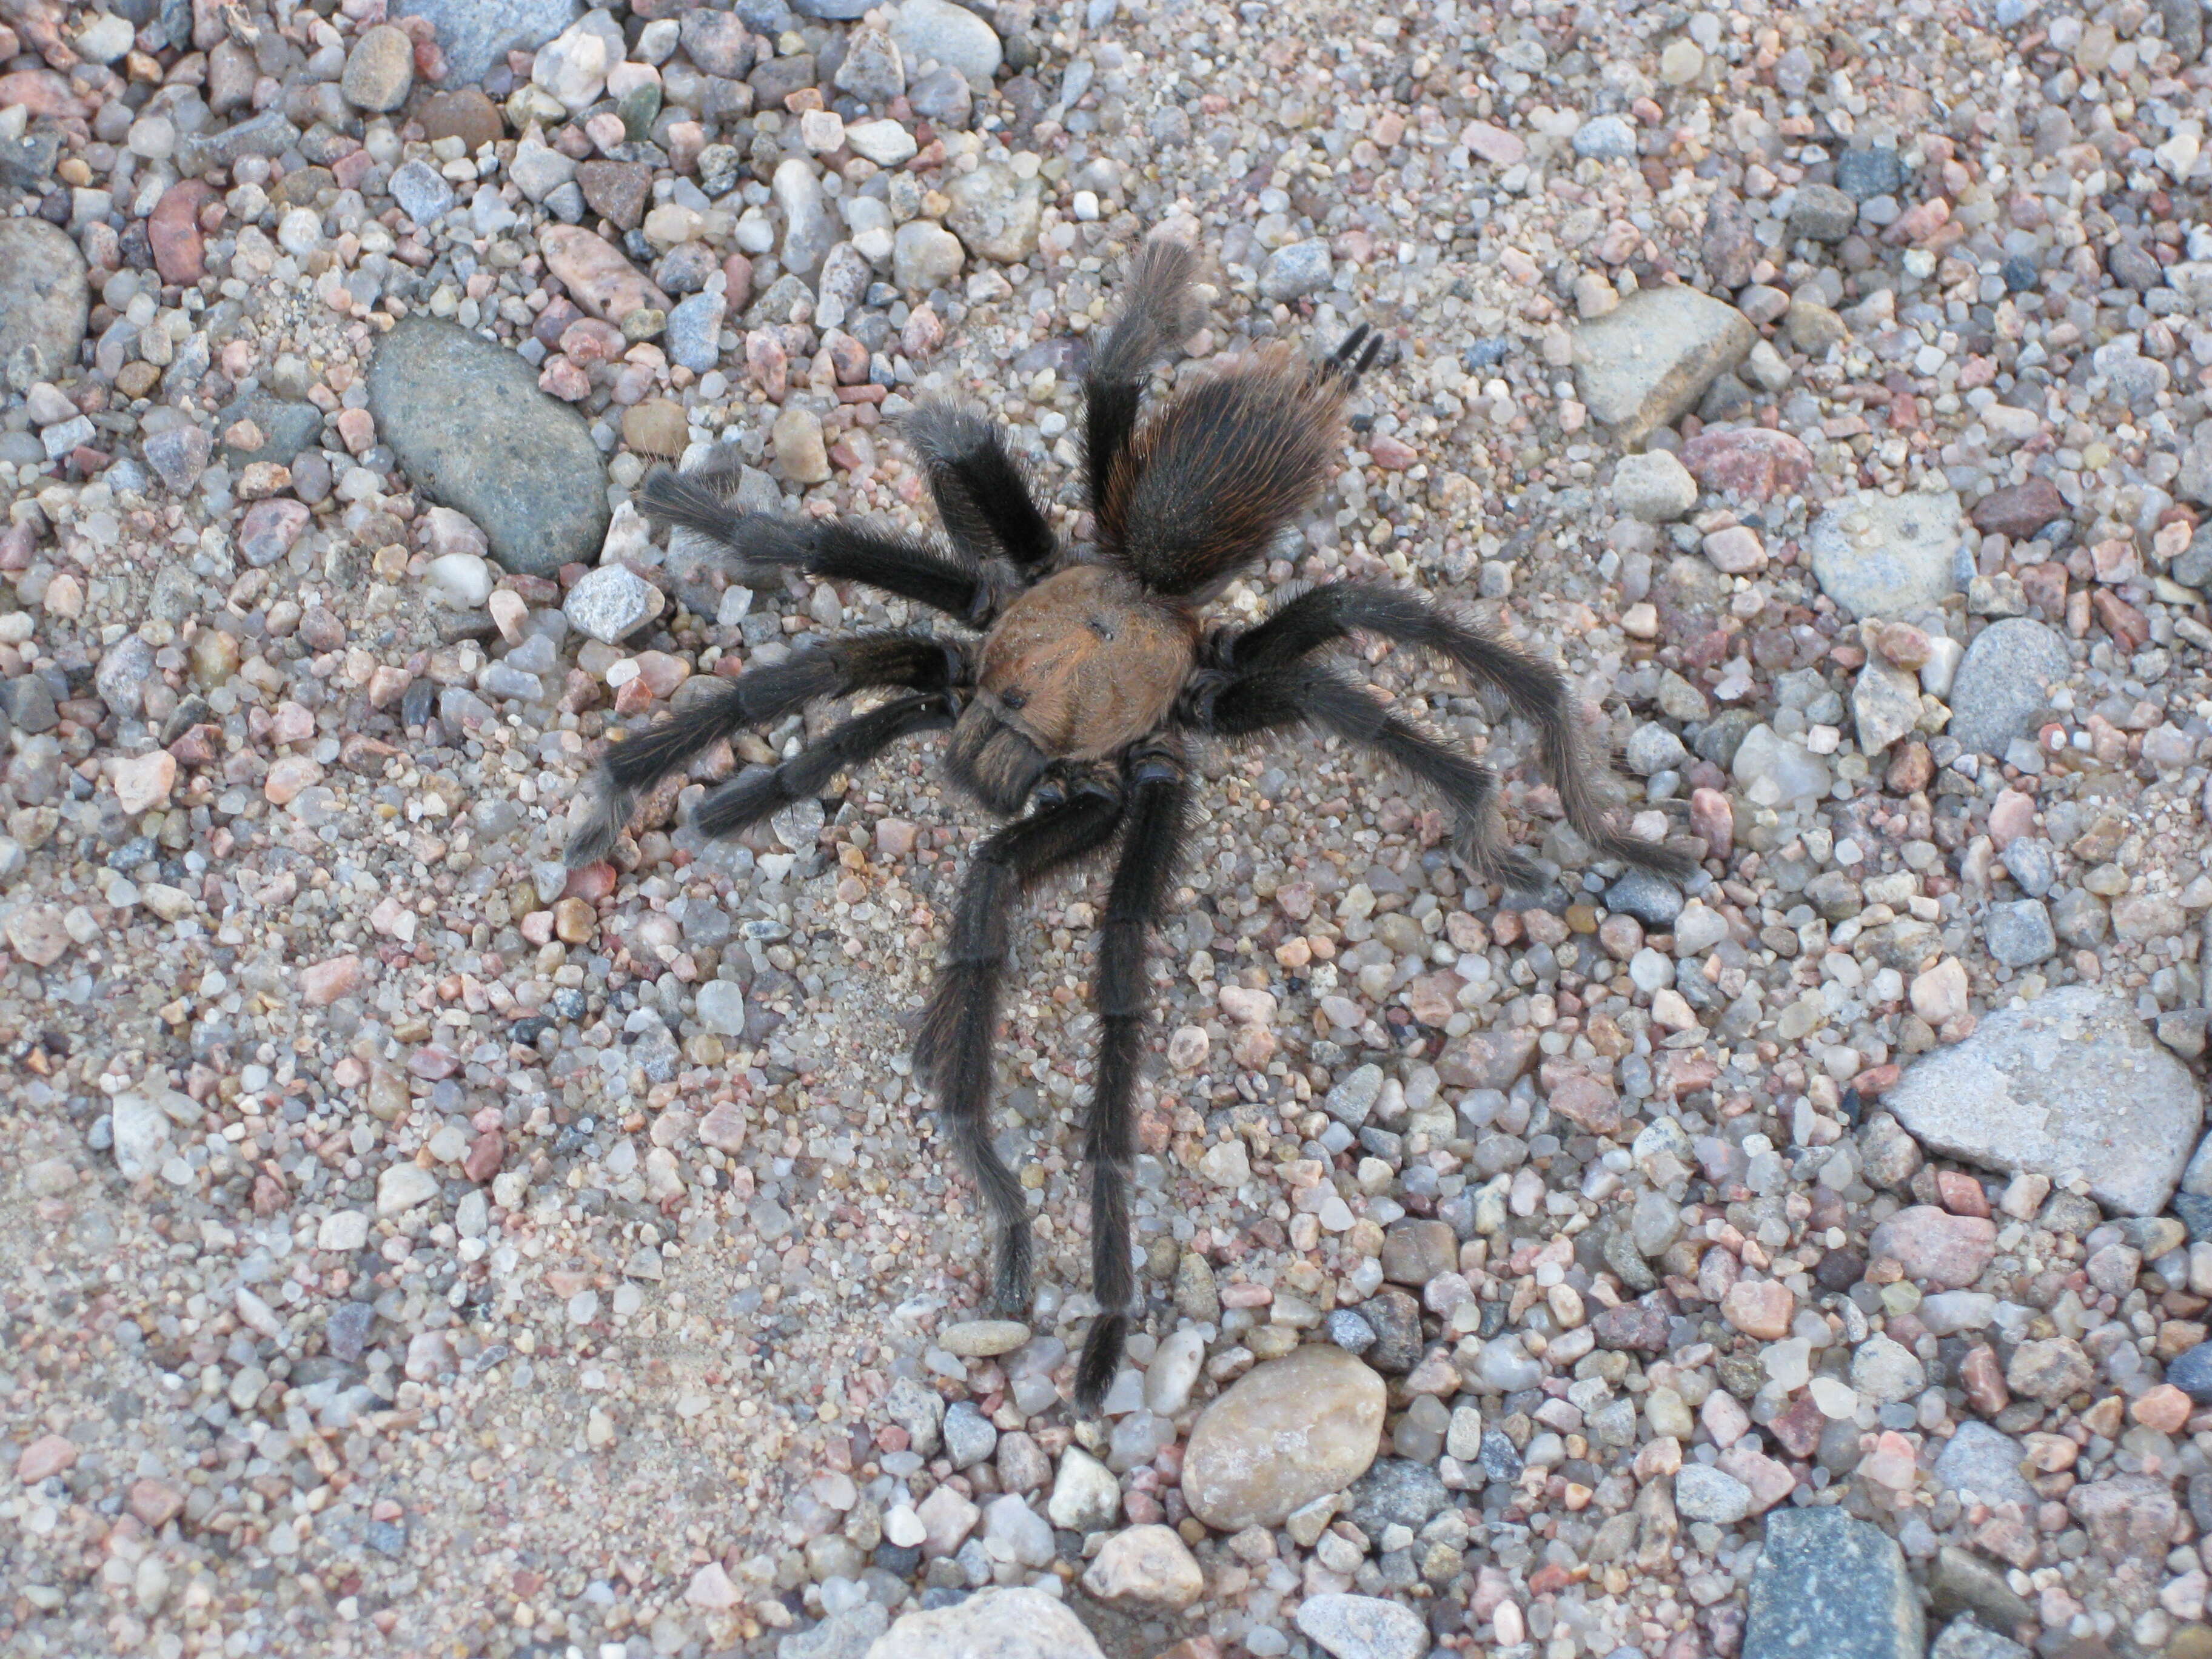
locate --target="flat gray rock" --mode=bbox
[367,316,608,577]
[1744,1505,1923,1659]
[1570,286,1754,444]
[0,220,89,384]
[863,1586,1101,1658]
[1946,617,2070,754]
[1293,1593,1429,1659]
[398,0,582,84]
[1808,489,1965,619]
[1885,987,2204,1217]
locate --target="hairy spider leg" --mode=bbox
[913,778,1128,1316]
[1190,659,1544,890]
[566,634,968,867]
[902,403,1058,571]
[1219,582,1696,877]
[1074,742,1190,1412]
[1083,236,1204,537]
[691,693,958,840]
[638,466,1002,627]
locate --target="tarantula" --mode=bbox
[565,237,1691,1410]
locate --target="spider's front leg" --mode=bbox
[916,767,1127,1318]
[1074,739,1189,1412]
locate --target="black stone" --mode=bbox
[2177,1192,2212,1244]
[2000,255,2039,294]
[1325,1308,1376,1356]
[1357,1288,1424,1373]
[1478,1430,1523,1482]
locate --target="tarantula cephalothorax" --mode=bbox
[565,236,1692,1410]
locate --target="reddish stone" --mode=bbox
[129,1478,185,1528]
[16,1433,77,1483]
[1960,1344,2008,1416]
[407,1045,460,1081]
[1935,1169,1991,1218]
[1769,1392,1826,1459]
[464,1129,504,1182]
[1971,477,2067,540]
[1687,786,1732,859]
[0,71,82,119]
[149,180,215,286]
[1678,427,1815,500]
[2092,589,2149,651]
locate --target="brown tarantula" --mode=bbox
[565,237,1690,1410]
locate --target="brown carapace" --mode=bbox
[561,235,1693,1412]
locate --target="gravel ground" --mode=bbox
[4,0,2212,1657]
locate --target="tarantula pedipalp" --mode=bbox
[564,236,1692,1412]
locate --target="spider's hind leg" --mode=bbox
[915,777,1127,1319]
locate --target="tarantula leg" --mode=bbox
[565,633,965,868]
[915,779,1126,1317]
[692,693,956,840]
[1219,582,1695,876]
[1185,661,1543,889]
[1084,236,1203,534]
[1074,740,1189,1413]
[1324,323,1385,386]
[638,466,1000,625]
[902,403,1056,571]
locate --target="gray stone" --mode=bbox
[893,220,965,293]
[1836,148,1908,200]
[834,28,905,101]
[1612,449,1698,521]
[1743,1505,1922,1659]
[1571,286,1755,445]
[865,1587,1101,1658]
[563,565,665,645]
[942,1401,997,1470]
[1324,1064,1384,1127]
[326,1301,374,1363]
[1673,1464,1752,1523]
[1343,1458,1450,1535]
[885,1375,943,1456]
[2170,1341,2212,1404]
[216,390,323,465]
[397,0,582,85]
[389,158,455,225]
[2174,523,2212,591]
[1932,1422,2036,1509]
[110,1093,170,1181]
[665,292,725,374]
[1886,987,2203,1217]
[342,24,415,112]
[1259,238,1334,301]
[1851,1333,1927,1404]
[945,164,1042,263]
[1808,489,1965,619]
[891,0,1002,85]
[367,316,609,577]
[0,220,89,385]
[1929,1617,2031,1659]
[1946,618,2071,756]
[143,424,211,492]
[1293,1593,1430,1659]
[1605,869,1683,928]
[177,109,300,176]
[778,1604,889,1659]
[696,979,747,1036]
[773,159,836,276]
[1572,114,1638,159]
[1045,1445,1121,1532]
[1983,900,2056,967]
[1929,1546,2036,1631]
[1788,183,1860,242]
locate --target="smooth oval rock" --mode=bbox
[367,315,609,577]
[0,220,89,383]
[1945,617,2071,756]
[1180,1344,1385,1530]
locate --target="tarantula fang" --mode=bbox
[563,233,1693,1412]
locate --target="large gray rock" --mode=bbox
[1946,618,2070,755]
[1570,286,1754,444]
[1808,489,1965,619]
[1886,987,2203,1217]
[0,219,89,383]
[862,1587,1100,1659]
[397,0,582,84]
[367,316,609,577]
[1743,1505,1923,1659]
[1293,1593,1430,1659]
[891,0,1002,85]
